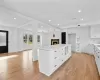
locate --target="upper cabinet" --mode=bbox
[90,24,100,38]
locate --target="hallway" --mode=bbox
[0,51,99,80]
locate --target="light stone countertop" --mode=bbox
[38,44,71,51]
[92,43,100,52]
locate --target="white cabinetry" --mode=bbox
[90,25,100,38]
[94,47,100,74]
[76,36,80,52]
[38,44,71,76]
[85,44,95,55]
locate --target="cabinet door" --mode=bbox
[86,44,95,54]
[91,25,100,38]
[68,45,71,54]
[95,56,100,74]
[61,32,66,44]
[53,50,60,58]
[60,47,65,56]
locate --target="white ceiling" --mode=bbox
[0,0,4,5]
[0,7,31,27]
[1,0,100,28]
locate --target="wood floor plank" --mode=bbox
[0,50,99,80]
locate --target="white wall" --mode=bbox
[0,25,18,52]
[0,20,38,61]
[0,25,34,53]
[67,27,90,53]
[41,31,61,46]
[20,20,39,61]
[17,28,33,51]
[0,0,4,6]
[65,25,100,54]
[18,20,61,61]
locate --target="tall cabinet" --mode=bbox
[90,24,100,38]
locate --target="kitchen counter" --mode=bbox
[38,44,71,76]
[92,43,100,75]
[38,44,71,51]
[92,43,100,51]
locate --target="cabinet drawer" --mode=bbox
[53,63,59,71]
[61,48,64,52]
[53,50,59,54]
[54,50,60,57]
[95,57,100,74]
[53,59,61,70]
[96,55,100,59]
[54,50,57,53]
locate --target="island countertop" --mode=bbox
[38,44,71,51]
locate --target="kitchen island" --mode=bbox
[93,44,100,75]
[38,44,71,76]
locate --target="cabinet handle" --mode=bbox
[54,65,57,67]
[54,51,57,52]
[98,56,99,58]
[54,57,57,59]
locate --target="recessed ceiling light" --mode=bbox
[57,24,60,26]
[49,20,51,22]
[41,26,43,27]
[78,10,82,13]
[81,18,83,20]
[14,18,16,20]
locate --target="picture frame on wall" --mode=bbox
[23,34,27,43]
[28,34,33,44]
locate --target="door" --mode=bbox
[0,30,8,53]
[61,32,66,44]
[68,34,76,52]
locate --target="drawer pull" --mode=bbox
[54,65,57,67]
[54,57,57,59]
[54,51,57,52]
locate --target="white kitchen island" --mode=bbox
[38,44,71,76]
[93,44,100,75]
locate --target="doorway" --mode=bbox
[68,34,76,52]
[0,30,8,53]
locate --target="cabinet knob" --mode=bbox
[54,57,57,59]
[54,65,57,67]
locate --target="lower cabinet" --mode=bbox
[94,47,100,74]
[38,45,71,76]
[95,55,100,74]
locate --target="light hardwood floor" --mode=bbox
[0,50,99,80]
